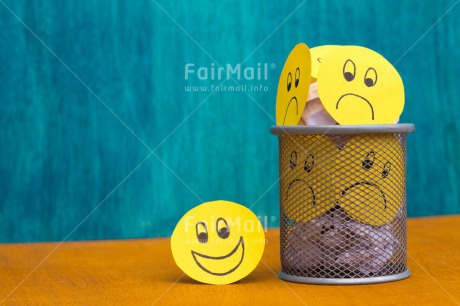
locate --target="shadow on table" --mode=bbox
[160,270,277,285]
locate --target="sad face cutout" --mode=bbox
[317,46,404,125]
[280,136,337,221]
[333,135,404,226]
[171,200,265,284]
[281,135,404,226]
[310,45,339,81]
[276,43,311,125]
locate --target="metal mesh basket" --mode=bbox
[270,124,415,285]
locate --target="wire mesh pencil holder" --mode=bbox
[270,124,414,285]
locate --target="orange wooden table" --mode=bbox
[1,216,459,305]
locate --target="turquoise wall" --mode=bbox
[0,0,459,242]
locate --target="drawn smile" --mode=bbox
[336,93,375,120]
[342,181,387,209]
[191,237,245,276]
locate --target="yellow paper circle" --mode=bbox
[317,46,404,125]
[171,200,265,285]
[310,45,339,81]
[334,135,404,226]
[276,43,311,125]
[279,135,337,221]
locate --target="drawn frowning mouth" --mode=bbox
[342,181,387,209]
[283,97,298,125]
[336,93,374,120]
[284,178,316,206]
[191,236,245,276]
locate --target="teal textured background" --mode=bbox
[0,0,459,242]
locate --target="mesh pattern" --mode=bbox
[278,133,408,279]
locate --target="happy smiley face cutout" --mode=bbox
[276,43,311,125]
[171,200,265,285]
[334,135,404,226]
[317,46,405,125]
[280,135,337,222]
[310,45,339,82]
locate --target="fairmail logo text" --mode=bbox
[184,63,275,81]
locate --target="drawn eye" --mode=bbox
[289,151,297,169]
[196,222,208,243]
[216,218,230,239]
[304,154,315,172]
[362,151,375,170]
[295,67,300,87]
[317,58,322,63]
[364,68,377,87]
[343,59,356,82]
[382,162,391,178]
[287,72,292,92]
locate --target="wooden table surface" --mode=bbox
[1,216,459,305]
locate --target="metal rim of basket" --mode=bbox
[270,124,415,135]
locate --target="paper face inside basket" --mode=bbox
[333,134,404,226]
[280,135,337,221]
[280,134,403,226]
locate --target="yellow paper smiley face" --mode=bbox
[171,200,265,285]
[310,45,339,81]
[276,43,311,125]
[317,46,405,125]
